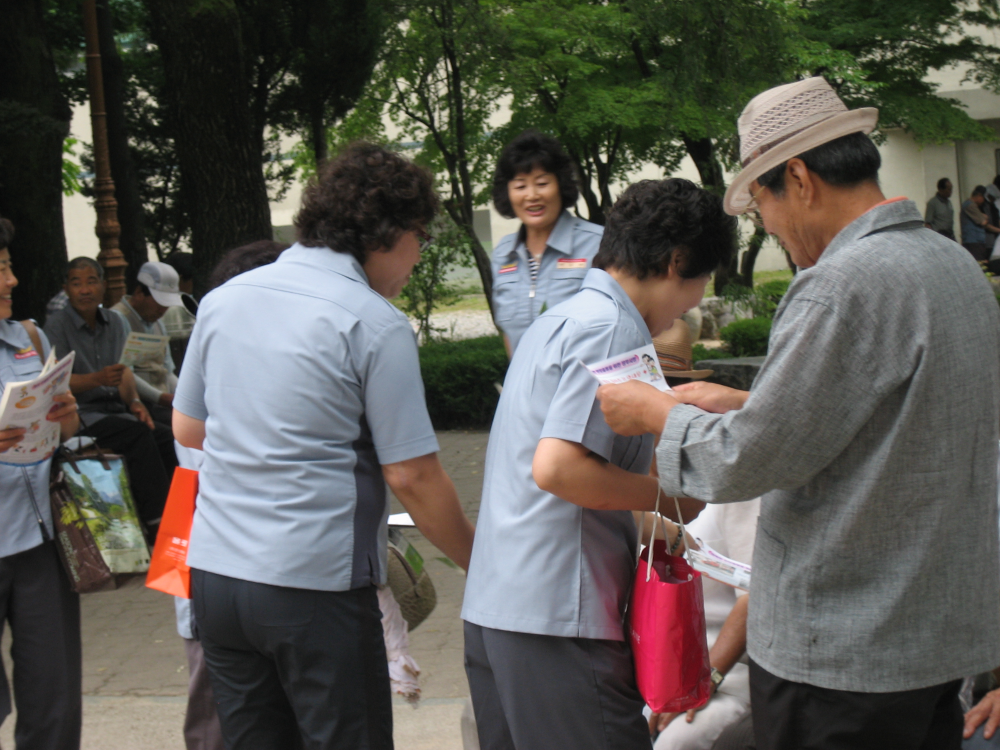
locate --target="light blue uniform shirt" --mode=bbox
[491,210,603,352]
[463,269,654,640]
[174,245,440,592]
[0,320,56,558]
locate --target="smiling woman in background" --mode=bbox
[490,130,604,356]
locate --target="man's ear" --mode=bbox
[785,158,815,205]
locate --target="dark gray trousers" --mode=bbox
[0,541,81,750]
[192,569,393,750]
[183,638,224,750]
[463,621,651,750]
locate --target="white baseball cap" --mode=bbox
[137,262,183,308]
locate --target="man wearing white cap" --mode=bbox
[111,262,182,422]
[597,77,1000,749]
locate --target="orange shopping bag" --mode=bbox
[145,467,198,598]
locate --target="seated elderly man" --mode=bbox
[44,257,175,533]
[110,261,183,423]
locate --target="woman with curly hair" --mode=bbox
[491,130,604,355]
[172,143,474,750]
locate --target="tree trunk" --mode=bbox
[0,0,71,322]
[309,101,328,168]
[144,0,273,294]
[740,225,768,286]
[97,0,148,282]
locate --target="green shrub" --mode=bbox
[691,343,734,363]
[721,279,790,320]
[719,317,772,357]
[419,335,508,429]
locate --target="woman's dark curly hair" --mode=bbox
[0,216,14,250]
[593,179,736,279]
[295,143,438,264]
[491,130,579,219]
[208,240,290,291]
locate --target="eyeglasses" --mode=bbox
[416,228,435,251]
[745,184,767,228]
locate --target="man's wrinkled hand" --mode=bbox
[596,381,675,436]
[965,688,1000,740]
[96,363,127,388]
[672,381,749,414]
[130,400,155,430]
[0,427,26,453]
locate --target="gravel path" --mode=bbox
[410,310,499,342]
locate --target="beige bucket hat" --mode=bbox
[723,77,879,216]
[653,320,713,380]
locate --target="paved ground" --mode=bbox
[0,430,490,750]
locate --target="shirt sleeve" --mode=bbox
[656,295,895,502]
[361,320,439,465]
[173,320,208,421]
[133,372,163,401]
[538,318,618,461]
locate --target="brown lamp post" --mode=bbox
[81,0,127,306]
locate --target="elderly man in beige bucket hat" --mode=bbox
[597,77,1000,750]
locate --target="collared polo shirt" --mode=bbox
[491,210,603,352]
[924,193,954,234]
[44,305,130,426]
[462,268,654,640]
[174,244,440,592]
[0,320,56,558]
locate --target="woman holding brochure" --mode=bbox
[0,215,83,750]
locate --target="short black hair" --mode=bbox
[66,256,103,281]
[973,185,987,198]
[757,131,881,196]
[593,179,736,280]
[164,251,194,281]
[937,177,952,191]
[208,240,290,291]
[0,216,13,250]
[492,130,579,219]
[295,143,437,265]
[134,282,152,297]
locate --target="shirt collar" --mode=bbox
[510,210,579,260]
[0,319,28,348]
[818,199,925,266]
[277,243,370,286]
[579,268,651,341]
[67,304,112,330]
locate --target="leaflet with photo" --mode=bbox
[686,539,752,590]
[119,332,169,368]
[585,344,670,392]
[0,350,75,466]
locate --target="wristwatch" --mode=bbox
[710,667,725,693]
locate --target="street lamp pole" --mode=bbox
[81,0,127,306]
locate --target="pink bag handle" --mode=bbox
[637,487,690,582]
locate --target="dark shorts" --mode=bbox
[464,621,650,750]
[192,569,392,750]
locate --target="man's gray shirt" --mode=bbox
[657,199,1000,692]
[924,193,954,234]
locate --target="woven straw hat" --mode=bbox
[723,77,878,216]
[653,320,713,380]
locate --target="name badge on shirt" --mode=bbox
[557,258,588,269]
[13,347,38,360]
[499,262,518,274]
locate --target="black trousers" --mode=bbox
[0,542,82,750]
[749,659,963,750]
[464,621,650,750]
[191,569,393,750]
[964,242,990,261]
[83,415,175,527]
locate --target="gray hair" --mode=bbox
[65,256,104,281]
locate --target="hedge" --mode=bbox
[419,335,508,429]
[719,317,772,357]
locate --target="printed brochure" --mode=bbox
[585,344,670,392]
[0,350,75,465]
[119,332,169,368]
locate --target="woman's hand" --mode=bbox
[48,391,80,442]
[0,427,26,453]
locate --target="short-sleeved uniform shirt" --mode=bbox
[462,269,654,641]
[491,210,603,352]
[0,320,56,558]
[174,244,440,592]
[44,306,130,426]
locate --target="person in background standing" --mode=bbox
[924,177,955,240]
[0,216,82,750]
[490,130,603,356]
[961,185,1000,260]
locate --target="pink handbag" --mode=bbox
[628,492,712,713]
